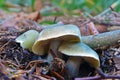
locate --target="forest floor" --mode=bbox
[0,9,120,80]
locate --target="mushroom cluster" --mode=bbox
[16,24,100,77]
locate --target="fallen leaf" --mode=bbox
[87,22,99,35]
[34,0,43,11]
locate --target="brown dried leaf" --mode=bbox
[34,0,43,11]
[27,11,42,22]
[87,22,99,35]
[95,24,108,33]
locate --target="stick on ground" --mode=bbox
[82,30,120,49]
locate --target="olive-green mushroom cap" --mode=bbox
[15,30,39,51]
[32,24,81,55]
[58,42,100,68]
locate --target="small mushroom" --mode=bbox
[32,24,81,55]
[15,30,39,51]
[58,42,100,77]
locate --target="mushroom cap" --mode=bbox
[58,42,100,68]
[32,24,81,55]
[15,30,39,51]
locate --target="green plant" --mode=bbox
[47,0,120,16]
[0,0,7,10]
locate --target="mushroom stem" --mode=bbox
[58,42,100,78]
[46,40,62,63]
[66,56,82,77]
[49,40,62,58]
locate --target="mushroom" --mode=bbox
[15,24,100,78]
[32,24,81,55]
[15,30,39,51]
[58,42,100,77]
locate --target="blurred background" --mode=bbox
[0,0,120,17]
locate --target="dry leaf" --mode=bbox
[87,22,99,35]
[34,0,43,11]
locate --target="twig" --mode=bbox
[94,1,120,18]
[114,47,120,55]
[10,70,28,79]
[53,16,57,23]
[27,66,36,74]
[90,1,120,26]
[25,60,46,69]
[51,71,64,80]
[81,1,120,26]
[91,19,120,26]
[42,75,55,80]
[0,39,11,52]
[31,74,49,80]
[82,30,120,49]
[75,68,120,80]
[107,26,120,31]
[2,60,19,68]
[14,57,20,66]
[110,48,120,53]
[49,49,57,58]
[33,21,44,31]
[0,70,10,80]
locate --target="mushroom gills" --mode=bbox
[32,24,81,55]
[58,42,100,68]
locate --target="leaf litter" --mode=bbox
[0,10,120,80]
